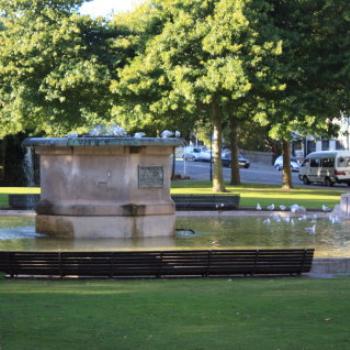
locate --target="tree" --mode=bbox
[113,0,283,192]
[0,0,120,137]
[258,0,350,189]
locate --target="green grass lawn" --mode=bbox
[1,278,350,350]
[0,182,345,209]
[172,181,346,209]
[0,187,40,208]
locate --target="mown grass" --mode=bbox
[0,183,344,209]
[0,278,350,350]
[171,181,345,209]
[0,187,40,208]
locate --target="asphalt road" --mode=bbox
[175,160,348,188]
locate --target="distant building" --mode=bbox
[292,113,350,161]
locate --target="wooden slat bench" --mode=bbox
[0,249,314,278]
[172,195,240,210]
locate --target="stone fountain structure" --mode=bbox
[23,136,182,238]
[339,192,350,217]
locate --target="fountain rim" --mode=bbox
[23,136,184,148]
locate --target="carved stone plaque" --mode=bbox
[138,166,164,188]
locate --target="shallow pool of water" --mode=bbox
[0,215,349,257]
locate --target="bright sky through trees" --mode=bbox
[80,0,144,17]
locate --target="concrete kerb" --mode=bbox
[0,208,348,277]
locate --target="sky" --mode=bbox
[80,0,145,17]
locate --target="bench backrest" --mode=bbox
[0,249,314,278]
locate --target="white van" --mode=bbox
[298,151,350,186]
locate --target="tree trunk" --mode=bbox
[282,139,293,190]
[2,133,27,186]
[212,102,225,192]
[229,117,240,185]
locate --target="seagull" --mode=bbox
[329,215,340,224]
[108,125,126,136]
[134,132,146,138]
[272,214,281,223]
[256,203,262,211]
[298,214,307,221]
[263,218,271,224]
[290,204,299,213]
[305,224,316,235]
[267,204,275,211]
[279,205,287,211]
[284,217,291,223]
[290,204,306,214]
[322,204,331,212]
[161,130,174,138]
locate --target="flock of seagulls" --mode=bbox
[257,202,341,236]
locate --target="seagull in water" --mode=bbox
[283,217,291,223]
[272,214,281,223]
[263,218,271,224]
[305,224,316,235]
[298,214,307,221]
[329,215,340,224]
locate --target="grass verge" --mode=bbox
[0,183,344,210]
[171,181,345,209]
[0,187,40,208]
[0,278,350,350]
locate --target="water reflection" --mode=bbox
[0,215,349,257]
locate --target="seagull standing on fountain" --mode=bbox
[161,130,174,138]
[322,204,330,212]
[267,204,275,211]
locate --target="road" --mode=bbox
[175,160,347,188]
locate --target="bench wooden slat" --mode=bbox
[0,249,314,278]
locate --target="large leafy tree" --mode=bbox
[259,0,350,189]
[113,0,282,192]
[0,0,120,136]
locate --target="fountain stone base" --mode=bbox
[24,136,181,238]
[340,192,350,216]
[36,214,176,239]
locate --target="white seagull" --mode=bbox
[322,204,331,212]
[267,204,275,211]
[305,224,316,235]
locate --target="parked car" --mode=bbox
[183,146,211,162]
[298,151,350,186]
[274,155,300,172]
[221,152,250,168]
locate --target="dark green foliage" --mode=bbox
[0,0,121,136]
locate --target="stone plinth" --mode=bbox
[23,137,182,238]
[340,193,350,216]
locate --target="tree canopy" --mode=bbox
[113,0,284,191]
[1,0,350,190]
[0,0,118,136]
